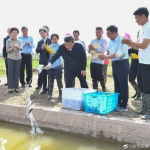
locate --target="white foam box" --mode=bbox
[62,88,96,110]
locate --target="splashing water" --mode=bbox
[0,138,7,150]
[28,136,41,150]
[25,79,44,135]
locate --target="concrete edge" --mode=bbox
[0,103,150,146]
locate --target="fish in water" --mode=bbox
[28,108,33,114]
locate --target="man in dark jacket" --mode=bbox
[36,28,51,94]
[2,28,11,86]
[45,34,88,88]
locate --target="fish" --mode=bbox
[28,108,33,114]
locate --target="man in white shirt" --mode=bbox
[122,7,150,120]
[73,30,86,51]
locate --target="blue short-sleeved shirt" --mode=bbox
[108,35,128,61]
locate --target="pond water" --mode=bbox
[0,121,147,150]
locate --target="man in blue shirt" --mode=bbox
[99,25,129,112]
[19,26,35,87]
[89,27,108,92]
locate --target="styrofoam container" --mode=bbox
[62,88,96,110]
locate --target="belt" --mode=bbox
[22,53,31,55]
[112,59,128,64]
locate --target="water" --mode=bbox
[25,82,43,135]
[0,121,128,150]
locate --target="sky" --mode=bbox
[0,0,150,53]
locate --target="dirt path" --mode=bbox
[0,75,142,119]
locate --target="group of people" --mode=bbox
[2,7,150,120]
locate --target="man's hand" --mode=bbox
[99,54,106,60]
[45,64,51,70]
[26,41,30,46]
[121,38,131,45]
[42,43,46,49]
[3,57,6,60]
[88,44,95,50]
[81,70,86,76]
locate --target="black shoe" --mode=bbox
[134,94,141,100]
[36,86,42,90]
[8,90,13,93]
[29,85,32,88]
[48,94,53,100]
[14,89,20,93]
[5,83,8,86]
[40,90,47,94]
[22,84,25,88]
[132,93,137,98]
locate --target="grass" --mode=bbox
[0,55,113,80]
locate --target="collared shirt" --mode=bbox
[49,43,86,73]
[90,37,108,64]
[49,43,63,68]
[138,21,150,64]
[75,40,86,51]
[43,37,47,43]
[18,36,35,54]
[108,35,128,61]
[6,38,23,60]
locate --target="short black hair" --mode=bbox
[51,34,59,40]
[39,28,46,33]
[73,30,80,35]
[106,25,118,33]
[64,36,74,43]
[133,7,149,18]
[10,27,19,33]
[21,26,28,31]
[43,26,49,30]
[96,27,103,30]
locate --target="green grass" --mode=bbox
[0,56,112,78]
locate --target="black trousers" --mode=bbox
[48,68,62,79]
[64,68,88,88]
[5,57,8,83]
[37,73,42,87]
[90,63,104,81]
[112,59,129,108]
[137,63,150,94]
[129,59,139,82]
[41,63,48,91]
[20,54,32,85]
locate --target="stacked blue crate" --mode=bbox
[83,92,120,114]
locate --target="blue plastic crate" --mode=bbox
[83,92,119,114]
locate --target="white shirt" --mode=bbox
[139,21,150,64]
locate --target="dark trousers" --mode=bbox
[48,68,62,79]
[20,54,32,85]
[103,64,108,85]
[37,73,42,87]
[137,64,150,94]
[64,69,88,88]
[5,57,8,83]
[90,63,104,81]
[129,59,139,82]
[112,59,129,108]
[7,58,21,89]
[41,63,48,91]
